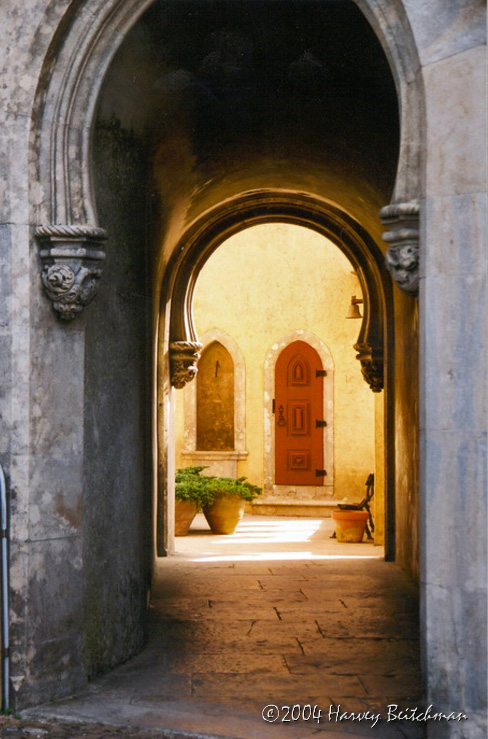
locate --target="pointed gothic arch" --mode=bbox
[31,0,423,229]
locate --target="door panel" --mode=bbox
[288,400,309,435]
[275,340,325,485]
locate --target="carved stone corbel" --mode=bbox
[354,342,383,393]
[380,200,420,297]
[170,341,203,389]
[35,225,107,320]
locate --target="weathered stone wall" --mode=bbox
[395,2,486,735]
[1,0,91,707]
[0,0,153,706]
[83,120,151,678]
[419,17,486,739]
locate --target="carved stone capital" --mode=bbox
[35,225,107,320]
[170,341,203,389]
[354,342,383,393]
[380,200,420,297]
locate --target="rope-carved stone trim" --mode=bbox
[380,201,420,219]
[380,200,420,297]
[354,342,383,393]
[35,225,107,241]
[170,341,203,389]
[35,224,107,320]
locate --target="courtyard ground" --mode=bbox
[8,516,423,739]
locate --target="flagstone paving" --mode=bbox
[19,516,425,738]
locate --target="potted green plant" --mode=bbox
[175,466,213,536]
[202,476,262,535]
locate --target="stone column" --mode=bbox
[6,223,107,706]
[419,37,486,739]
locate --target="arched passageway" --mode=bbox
[84,0,420,729]
[164,198,395,557]
[171,218,390,543]
[30,0,419,710]
[3,0,485,733]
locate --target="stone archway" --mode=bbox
[31,0,423,225]
[21,0,427,711]
[162,191,396,558]
[28,0,424,565]
[3,0,481,733]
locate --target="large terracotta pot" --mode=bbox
[175,499,198,536]
[203,494,245,535]
[332,509,369,543]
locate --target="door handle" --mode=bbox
[277,405,286,426]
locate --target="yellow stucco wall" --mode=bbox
[175,223,381,505]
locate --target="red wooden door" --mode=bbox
[275,341,325,485]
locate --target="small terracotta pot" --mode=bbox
[332,509,369,543]
[175,499,198,536]
[203,494,245,535]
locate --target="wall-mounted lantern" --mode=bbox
[346,295,364,319]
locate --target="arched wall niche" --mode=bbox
[197,342,235,452]
[178,328,248,478]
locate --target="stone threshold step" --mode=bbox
[250,499,345,517]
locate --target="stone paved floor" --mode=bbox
[17,516,423,739]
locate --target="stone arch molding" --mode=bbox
[31,0,423,320]
[263,330,334,497]
[167,190,391,394]
[180,329,248,478]
[32,0,156,319]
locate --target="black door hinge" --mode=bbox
[315,419,327,428]
[316,369,327,377]
[315,469,327,477]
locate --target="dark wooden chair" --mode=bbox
[331,473,375,539]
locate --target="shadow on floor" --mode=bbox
[26,516,423,739]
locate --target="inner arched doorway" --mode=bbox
[173,222,383,529]
[161,194,395,558]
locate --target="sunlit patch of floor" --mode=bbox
[174,514,383,562]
